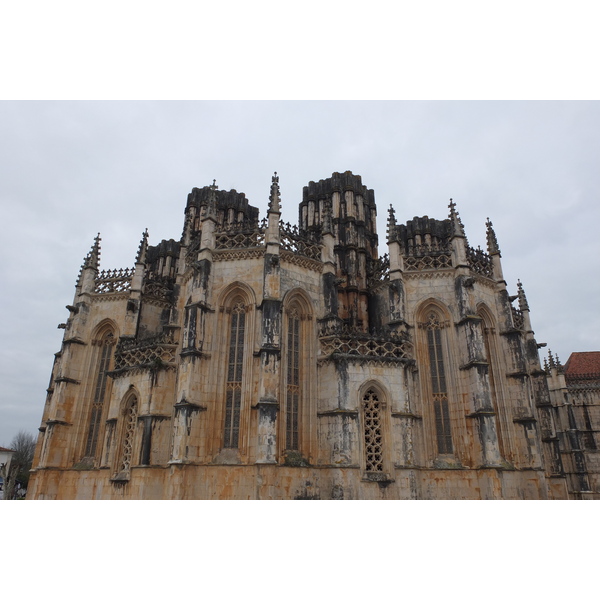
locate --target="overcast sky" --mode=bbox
[1,100,598,445]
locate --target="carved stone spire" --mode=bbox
[268,171,281,214]
[486,218,500,255]
[448,199,467,243]
[517,279,530,312]
[76,233,101,293]
[205,179,218,219]
[547,349,556,369]
[135,229,149,264]
[84,233,101,270]
[387,204,398,243]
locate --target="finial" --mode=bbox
[486,218,500,255]
[205,179,217,218]
[77,233,101,287]
[268,171,281,214]
[136,228,149,264]
[84,233,101,270]
[387,204,398,242]
[517,279,530,312]
[547,349,556,369]
[448,199,468,244]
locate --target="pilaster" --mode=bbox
[255,173,283,463]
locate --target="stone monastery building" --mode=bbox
[28,172,595,499]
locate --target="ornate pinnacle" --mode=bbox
[136,228,149,264]
[205,179,218,218]
[448,198,468,244]
[546,349,562,371]
[76,233,101,287]
[486,218,500,255]
[268,171,281,214]
[84,233,101,270]
[517,279,530,312]
[387,204,398,242]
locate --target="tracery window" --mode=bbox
[425,312,453,455]
[118,396,138,473]
[286,307,301,450]
[582,404,597,450]
[363,389,384,472]
[224,300,246,448]
[84,329,115,458]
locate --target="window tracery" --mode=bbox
[118,396,138,473]
[425,311,453,455]
[363,390,384,472]
[286,307,301,450]
[84,329,115,458]
[224,300,246,448]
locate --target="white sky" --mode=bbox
[2,2,599,589]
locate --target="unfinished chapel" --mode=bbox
[27,171,597,500]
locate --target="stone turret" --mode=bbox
[300,171,378,332]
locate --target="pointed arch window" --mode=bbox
[224,300,246,448]
[85,329,115,458]
[285,307,301,450]
[118,395,138,474]
[363,389,384,472]
[425,312,453,455]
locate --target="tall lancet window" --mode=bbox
[426,312,453,455]
[286,307,301,450]
[224,300,246,448]
[85,329,115,459]
[118,395,138,474]
[363,389,384,472]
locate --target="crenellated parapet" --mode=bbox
[215,219,266,250]
[185,185,260,232]
[112,331,178,374]
[94,268,134,294]
[300,170,377,235]
[466,246,494,278]
[279,221,321,260]
[318,320,413,363]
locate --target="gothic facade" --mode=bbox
[546,351,600,499]
[28,171,575,499]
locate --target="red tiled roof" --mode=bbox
[0,446,15,453]
[565,352,600,378]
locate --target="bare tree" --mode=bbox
[2,430,36,500]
